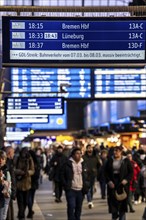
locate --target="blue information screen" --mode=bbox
[94,68,146,98]
[11,68,91,99]
[2,16,146,66]
[15,101,67,130]
[6,97,64,115]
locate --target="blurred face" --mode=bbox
[21,148,28,158]
[7,148,15,159]
[36,149,41,156]
[0,157,6,167]
[72,150,82,163]
[57,148,63,153]
[127,154,132,161]
[114,149,122,159]
[101,152,108,159]
[87,146,93,155]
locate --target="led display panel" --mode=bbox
[5,97,64,124]
[11,68,91,99]
[2,16,146,67]
[94,68,146,98]
[15,101,67,130]
[5,97,64,115]
[5,127,30,141]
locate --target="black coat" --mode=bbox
[104,156,133,213]
[49,152,67,182]
[60,158,90,194]
[83,153,101,179]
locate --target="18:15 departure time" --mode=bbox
[28,22,44,29]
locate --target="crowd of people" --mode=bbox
[0,142,146,220]
[0,146,45,220]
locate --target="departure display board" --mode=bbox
[5,127,30,141]
[94,68,146,98]
[6,114,49,123]
[6,97,64,115]
[11,68,91,99]
[15,101,67,130]
[2,16,146,66]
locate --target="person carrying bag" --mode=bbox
[105,146,133,220]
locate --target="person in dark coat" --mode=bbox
[83,144,101,208]
[49,145,67,202]
[98,149,108,199]
[104,146,133,220]
[15,147,34,220]
[27,150,40,218]
[60,147,90,220]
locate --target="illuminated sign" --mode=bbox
[11,68,91,99]
[5,97,64,117]
[94,68,146,98]
[15,101,67,130]
[2,16,146,66]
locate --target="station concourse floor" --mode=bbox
[13,175,145,220]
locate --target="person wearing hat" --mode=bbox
[104,146,133,220]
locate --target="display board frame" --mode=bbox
[2,16,146,67]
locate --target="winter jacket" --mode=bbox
[15,155,34,191]
[104,156,133,213]
[60,158,90,194]
[83,153,101,179]
[49,152,67,182]
[129,160,140,192]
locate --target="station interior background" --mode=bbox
[0,0,146,151]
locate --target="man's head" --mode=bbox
[71,147,82,163]
[57,145,63,153]
[86,144,93,155]
[5,146,15,159]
